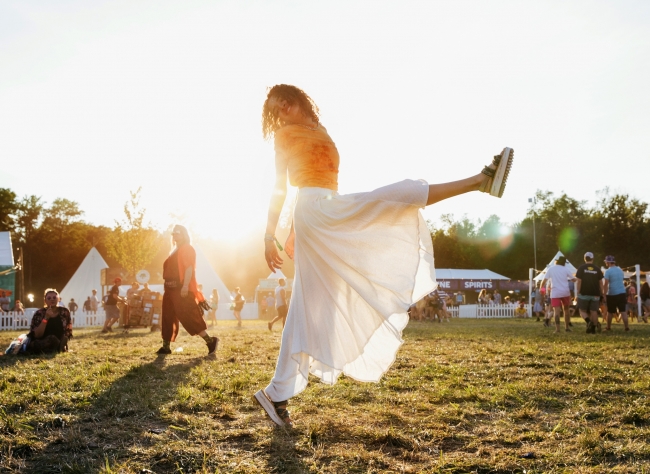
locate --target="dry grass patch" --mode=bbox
[1,318,650,472]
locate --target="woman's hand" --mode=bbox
[284,230,295,260]
[181,285,189,298]
[265,239,283,272]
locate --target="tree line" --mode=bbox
[1,186,648,305]
[0,188,284,304]
[431,189,650,279]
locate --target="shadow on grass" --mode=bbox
[0,348,65,369]
[0,328,158,368]
[67,327,159,342]
[22,354,205,473]
[264,427,311,473]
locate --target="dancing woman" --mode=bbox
[253,84,513,426]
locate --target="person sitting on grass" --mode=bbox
[514,300,528,318]
[26,289,73,354]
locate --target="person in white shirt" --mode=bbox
[541,256,577,333]
[90,289,100,315]
[268,279,288,331]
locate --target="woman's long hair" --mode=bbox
[262,84,320,140]
[170,224,191,254]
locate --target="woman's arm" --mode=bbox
[265,150,289,272]
[33,308,55,339]
[181,265,193,298]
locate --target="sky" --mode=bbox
[1,0,649,242]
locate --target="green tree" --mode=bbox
[0,188,18,232]
[14,195,44,245]
[430,215,480,269]
[106,188,161,279]
[13,195,44,290]
[527,190,590,266]
[593,190,650,267]
[29,199,90,292]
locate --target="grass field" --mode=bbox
[1,317,650,473]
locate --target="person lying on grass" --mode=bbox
[26,288,73,354]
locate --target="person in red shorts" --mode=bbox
[157,224,218,355]
[541,256,577,333]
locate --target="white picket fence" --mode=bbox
[456,304,532,318]
[1,302,530,331]
[0,303,262,332]
[0,309,109,331]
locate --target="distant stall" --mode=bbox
[435,269,528,303]
[256,270,293,319]
[0,232,16,310]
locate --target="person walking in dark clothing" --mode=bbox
[157,225,218,355]
[575,252,604,333]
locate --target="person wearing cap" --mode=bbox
[575,252,604,334]
[603,255,629,331]
[541,256,577,333]
[102,277,125,333]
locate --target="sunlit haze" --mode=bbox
[1,1,649,242]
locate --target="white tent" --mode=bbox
[266,269,288,280]
[0,232,14,266]
[111,247,229,301]
[60,247,108,305]
[533,251,578,282]
[435,269,510,280]
[195,246,230,302]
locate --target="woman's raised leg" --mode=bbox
[426,173,484,206]
[427,147,513,206]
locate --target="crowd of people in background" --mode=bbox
[536,252,650,334]
[5,250,650,356]
[410,291,454,323]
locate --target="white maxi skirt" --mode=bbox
[264,179,437,402]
